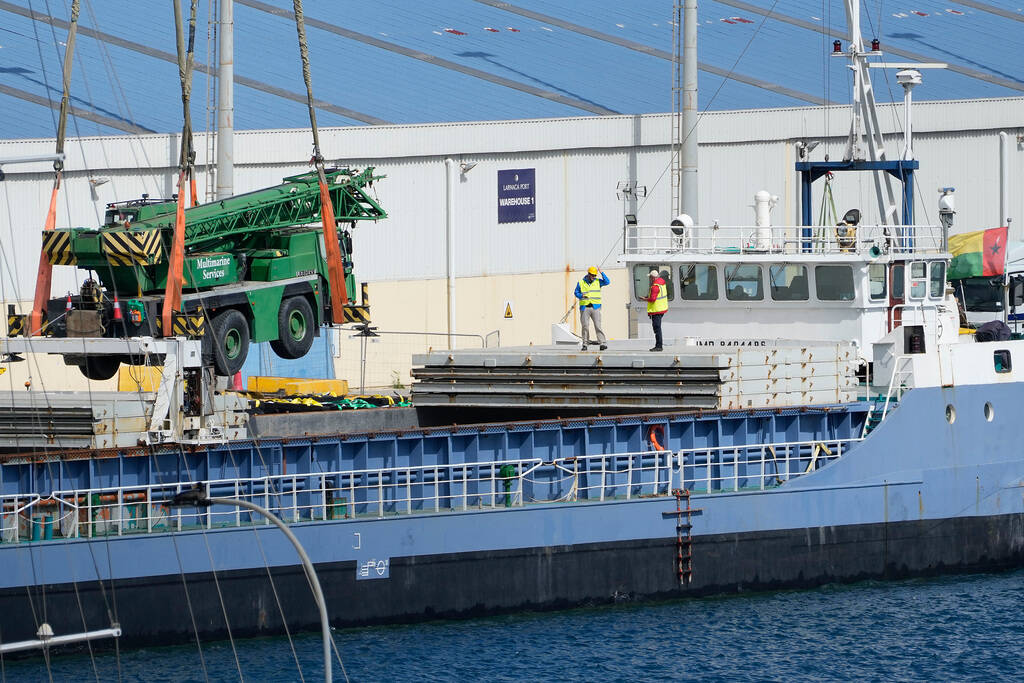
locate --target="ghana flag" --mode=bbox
[947,226,1009,280]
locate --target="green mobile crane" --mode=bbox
[11,167,386,379]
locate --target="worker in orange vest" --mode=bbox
[645,269,668,351]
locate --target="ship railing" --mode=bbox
[888,302,944,332]
[0,495,41,542]
[6,459,549,539]
[555,437,859,499]
[882,355,915,420]
[0,436,861,543]
[675,437,856,493]
[624,224,944,257]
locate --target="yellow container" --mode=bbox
[247,376,349,396]
[118,365,162,392]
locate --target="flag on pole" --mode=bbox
[947,226,1009,280]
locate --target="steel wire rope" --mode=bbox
[239,421,351,681]
[291,3,359,675]
[166,4,246,675]
[13,7,214,680]
[561,0,782,325]
[222,440,308,682]
[34,8,125,680]
[68,2,301,675]
[0,242,117,683]
[0,236,55,683]
[860,1,933,228]
[66,3,225,677]
[80,0,162,200]
[5,4,113,677]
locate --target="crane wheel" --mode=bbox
[211,309,250,376]
[78,355,121,381]
[270,296,315,360]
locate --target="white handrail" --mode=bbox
[625,223,945,256]
[2,436,862,544]
[882,355,915,420]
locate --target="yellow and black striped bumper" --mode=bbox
[42,230,76,265]
[101,229,163,267]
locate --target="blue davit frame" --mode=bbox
[796,159,919,243]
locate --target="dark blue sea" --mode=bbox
[6,569,1024,682]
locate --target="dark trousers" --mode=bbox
[650,313,664,348]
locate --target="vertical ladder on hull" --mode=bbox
[673,488,694,585]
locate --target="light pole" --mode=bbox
[172,489,333,683]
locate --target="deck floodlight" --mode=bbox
[624,214,637,226]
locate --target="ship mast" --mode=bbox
[840,0,899,226]
[671,0,698,222]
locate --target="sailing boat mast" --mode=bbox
[671,0,698,222]
[216,0,234,199]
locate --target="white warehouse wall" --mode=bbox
[1,98,1021,388]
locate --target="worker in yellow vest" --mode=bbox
[574,266,610,351]
[645,269,668,351]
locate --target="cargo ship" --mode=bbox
[2,0,1023,653]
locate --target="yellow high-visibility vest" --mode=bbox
[647,280,668,314]
[579,278,603,306]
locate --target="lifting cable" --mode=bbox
[817,171,839,251]
[292,0,349,324]
[163,0,199,336]
[28,0,79,335]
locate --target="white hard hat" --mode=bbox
[649,269,659,278]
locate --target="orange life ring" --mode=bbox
[648,425,665,452]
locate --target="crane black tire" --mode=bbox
[270,296,315,360]
[79,355,121,381]
[212,309,250,376]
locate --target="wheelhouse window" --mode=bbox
[891,264,905,299]
[929,262,946,298]
[909,261,927,299]
[869,263,887,301]
[815,265,855,301]
[725,264,763,301]
[679,264,718,300]
[633,264,674,300]
[769,265,808,301]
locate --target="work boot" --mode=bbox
[599,344,608,351]
[581,343,588,351]
[649,345,663,352]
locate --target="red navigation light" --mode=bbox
[871,38,880,51]
[833,40,842,53]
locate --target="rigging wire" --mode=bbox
[558,0,783,326]
[6,4,115,680]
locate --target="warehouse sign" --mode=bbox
[498,168,535,223]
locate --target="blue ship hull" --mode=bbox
[2,383,1022,646]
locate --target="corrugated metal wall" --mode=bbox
[1,98,1022,303]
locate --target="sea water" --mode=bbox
[6,569,1024,681]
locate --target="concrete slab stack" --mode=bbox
[411,342,859,410]
[0,391,248,452]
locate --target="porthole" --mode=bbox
[945,404,956,424]
[984,402,994,422]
